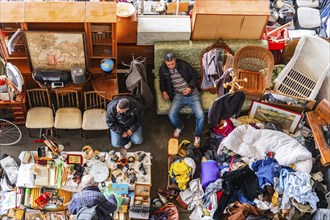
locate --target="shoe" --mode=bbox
[194,136,201,147]
[173,127,183,138]
[124,141,132,149]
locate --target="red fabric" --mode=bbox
[212,119,235,137]
[209,191,224,210]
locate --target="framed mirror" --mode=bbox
[200,39,234,95]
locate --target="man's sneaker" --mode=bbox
[173,127,183,138]
[124,141,132,149]
[194,136,201,147]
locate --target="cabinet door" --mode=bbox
[86,23,117,74]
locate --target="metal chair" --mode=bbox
[82,91,108,138]
[25,88,54,137]
[54,90,82,137]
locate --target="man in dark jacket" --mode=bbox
[68,175,117,219]
[159,53,205,147]
[106,96,143,149]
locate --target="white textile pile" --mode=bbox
[219,125,313,173]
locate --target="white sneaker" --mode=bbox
[124,141,132,149]
[194,136,201,147]
[173,127,183,138]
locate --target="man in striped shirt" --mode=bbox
[159,53,205,147]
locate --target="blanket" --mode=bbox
[218,125,312,173]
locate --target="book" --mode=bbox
[8,208,24,220]
[109,183,129,195]
[34,165,56,186]
[34,192,51,209]
[24,209,47,220]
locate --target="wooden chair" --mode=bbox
[54,90,82,137]
[25,89,54,137]
[166,2,177,15]
[305,99,330,166]
[233,45,274,100]
[178,2,189,14]
[82,91,108,138]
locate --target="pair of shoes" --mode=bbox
[173,127,183,138]
[157,188,178,200]
[194,136,201,147]
[124,141,132,149]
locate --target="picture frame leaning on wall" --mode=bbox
[249,100,303,133]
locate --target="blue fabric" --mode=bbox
[110,126,143,148]
[232,190,255,205]
[252,157,281,188]
[168,93,205,136]
[68,186,117,219]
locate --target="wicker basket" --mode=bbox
[233,45,274,100]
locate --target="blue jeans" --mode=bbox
[168,93,205,137]
[110,126,143,148]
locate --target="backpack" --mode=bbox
[76,193,99,220]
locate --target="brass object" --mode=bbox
[223,71,247,94]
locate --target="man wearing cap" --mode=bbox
[106,96,143,149]
[159,53,205,147]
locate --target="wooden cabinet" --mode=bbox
[117,12,137,44]
[0,89,27,124]
[191,0,269,40]
[86,23,117,74]
[0,2,117,80]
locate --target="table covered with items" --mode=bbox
[0,142,152,220]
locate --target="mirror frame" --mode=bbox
[200,39,234,94]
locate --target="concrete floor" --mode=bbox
[0,66,196,218]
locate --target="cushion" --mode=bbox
[82,109,108,130]
[154,40,268,114]
[296,0,319,8]
[298,7,321,28]
[26,107,54,129]
[154,78,217,114]
[54,107,82,129]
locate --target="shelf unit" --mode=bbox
[86,23,117,74]
[0,23,30,73]
[0,2,118,81]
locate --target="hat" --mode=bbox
[117,98,130,110]
[164,53,175,61]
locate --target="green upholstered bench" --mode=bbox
[154,40,268,115]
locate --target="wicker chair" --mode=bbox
[233,45,274,101]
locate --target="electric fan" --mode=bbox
[5,62,24,93]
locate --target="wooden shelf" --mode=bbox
[0,2,118,79]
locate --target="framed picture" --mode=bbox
[66,154,83,165]
[249,101,303,133]
[25,31,87,71]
